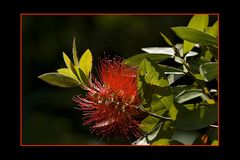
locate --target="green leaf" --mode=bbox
[208,127,218,144]
[171,103,218,131]
[140,116,161,133]
[183,15,209,54]
[211,140,218,145]
[138,58,178,120]
[152,138,170,145]
[160,32,174,47]
[171,85,203,104]
[193,74,204,81]
[188,15,209,29]
[57,68,79,81]
[72,37,78,66]
[74,66,89,86]
[188,56,210,73]
[151,121,174,145]
[167,74,185,85]
[205,20,218,37]
[171,27,218,47]
[138,121,174,145]
[169,140,184,145]
[199,62,218,82]
[158,64,184,73]
[124,53,172,66]
[175,88,203,104]
[38,72,80,87]
[201,46,213,61]
[63,52,74,71]
[62,52,79,77]
[79,49,93,78]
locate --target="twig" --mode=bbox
[138,105,173,121]
[146,111,173,121]
[132,121,163,145]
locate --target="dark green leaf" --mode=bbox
[38,72,80,87]
[171,27,218,47]
[175,88,203,104]
[167,74,185,85]
[171,85,203,104]
[151,121,174,145]
[188,56,210,73]
[201,46,213,61]
[171,103,218,131]
[124,53,172,66]
[192,133,207,145]
[169,140,184,145]
[199,62,218,82]
[158,64,184,73]
[208,127,218,145]
[172,130,200,144]
[138,58,178,120]
[192,127,218,145]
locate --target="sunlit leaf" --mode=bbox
[62,52,79,78]
[199,62,218,82]
[57,68,79,81]
[205,20,218,38]
[183,15,209,54]
[160,32,174,47]
[74,66,89,86]
[38,72,80,87]
[72,37,78,66]
[63,52,73,71]
[171,27,218,47]
[79,49,93,78]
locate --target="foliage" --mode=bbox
[38,14,218,145]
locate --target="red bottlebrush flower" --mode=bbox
[73,56,146,142]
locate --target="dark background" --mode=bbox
[22,15,218,145]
